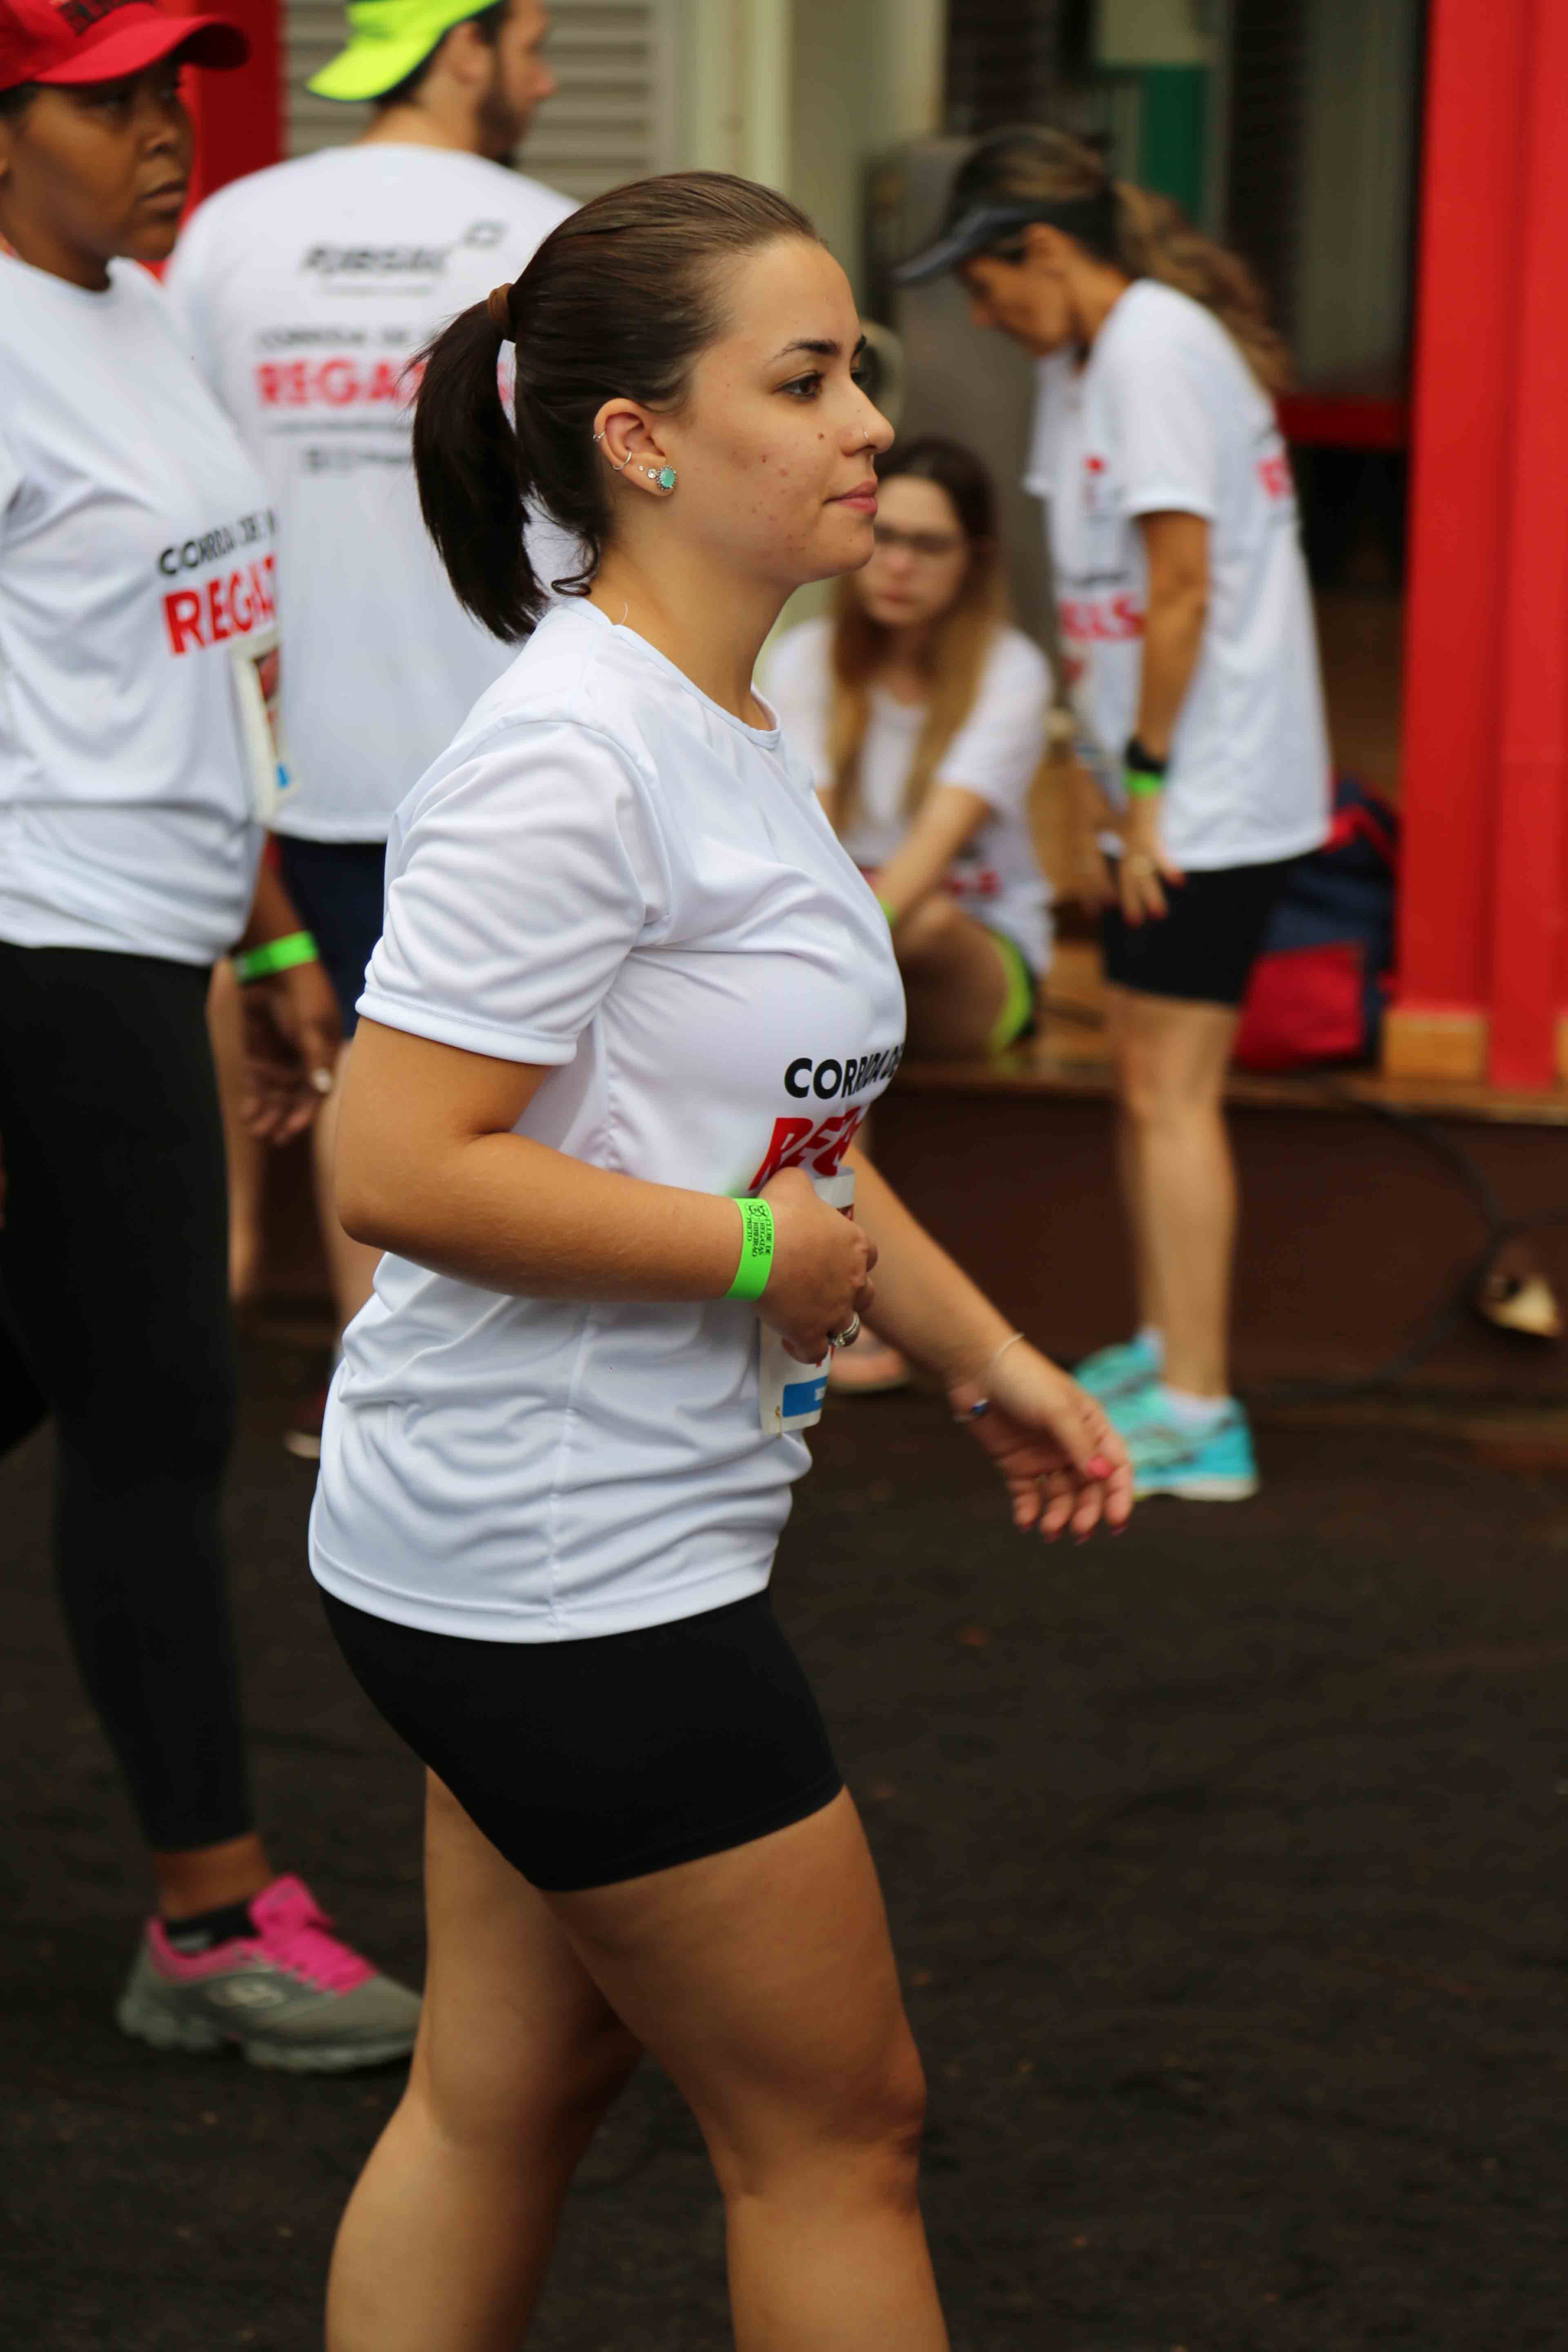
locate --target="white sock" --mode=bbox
[1136,1324,1165,1369]
[1156,1384,1230,1433]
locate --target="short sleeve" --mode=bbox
[934,632,1052,817]
[1110,331,1221,521]
[760,621,833,790]
[359,720,669,1065]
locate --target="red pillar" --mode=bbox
[1386,0,1528,1082]
[183,0,284,206]
[1488,0,1568,1087]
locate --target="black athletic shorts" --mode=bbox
[275,835,386,1036]
[1100,854,1298,1008]
[321,1587,844,1892]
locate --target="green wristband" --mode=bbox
[1123,767,1165,800]
[876,896,896,926]
[726,1196,775,1301]
[232,930,319,983]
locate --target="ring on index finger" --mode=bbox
[831,1313,861,1349]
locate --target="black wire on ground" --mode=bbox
[1036,996,1568,1407]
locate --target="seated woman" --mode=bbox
[767,434,1052,1390]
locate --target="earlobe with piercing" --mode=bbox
[591,433,677,492]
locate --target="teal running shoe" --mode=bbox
[1123,1399,1259,1501]
[1073,1332,1162,1404]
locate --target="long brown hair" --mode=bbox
[823,437,1007,842]
[948,124,1290,396]
[412,172,818,640]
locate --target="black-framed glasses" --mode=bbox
[870,523,967,561]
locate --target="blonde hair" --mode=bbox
[951,124,1290,396]
[821,438,1008,842]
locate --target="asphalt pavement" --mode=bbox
[4,1343,1566,2350]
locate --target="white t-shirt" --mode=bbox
[308,600,907,1643]
[0,256,270,966]
[764,618,1054,971]
[1025,279,1330,871]
[167,143,575,844]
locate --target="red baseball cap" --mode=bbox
[0,0,249,93]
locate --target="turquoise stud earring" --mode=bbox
[639,463,677,491]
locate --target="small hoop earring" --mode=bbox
[592,430,634,473]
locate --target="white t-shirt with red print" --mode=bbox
[764,616,1054,972]
[168,144,575,846]
[0,254,271,965]
[308,599,907,1643]
[1025,278,1330,871]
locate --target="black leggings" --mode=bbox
[0,943,249,1851]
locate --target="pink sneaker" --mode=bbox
[116,1875,420,2072]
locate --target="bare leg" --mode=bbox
[206,962,266,1306]
[1113,990,1241,1397]
[315,1041,381,1334]
[893,896,1015,1059]
[1102,984,1163,1339]
[552,1790,947,2352]
[326,1775,641,2352]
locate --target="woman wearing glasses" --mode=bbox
[767,436,1051,1390]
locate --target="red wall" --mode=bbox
[1396,0,1568,1088]
[183,0,284,205]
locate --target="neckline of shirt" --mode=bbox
[0,249,138,305]
[571,599,783,747]
[867,683,927,724]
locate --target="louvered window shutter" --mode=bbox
[944,2,1065,134]
[285,0,679,195]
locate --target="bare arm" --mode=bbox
[1120,509,1210,922]
[232,851,340,1145]
[844,1140,1132,1537]
[334,1016,875,1363]
[839,1141,1012,1386]
[1134,509,1210,760]
[870,783,993,929]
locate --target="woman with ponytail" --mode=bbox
[310,170,1131,2350]
[900,125,1332,1503]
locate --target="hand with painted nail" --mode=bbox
[947,1341,1133,1542]
[239,957,342,1145]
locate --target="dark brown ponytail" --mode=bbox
[413,171,818,642]
[945,125,1291,396]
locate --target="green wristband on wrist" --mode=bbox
[1122,736,1168,800]
[876,896,896,927]
[726,1196,775,1300]
[232,930,319,984]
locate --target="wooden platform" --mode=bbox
[872,947,1568,1402]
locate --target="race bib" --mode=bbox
[757,1169,855,1437]
[230,628,292,826]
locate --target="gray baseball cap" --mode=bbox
[893,202,1058,285]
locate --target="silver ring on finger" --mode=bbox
[831,1312,861,1349]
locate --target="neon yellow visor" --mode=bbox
[306,0,488,101]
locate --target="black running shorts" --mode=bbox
[1100,855,1298,1009]
[321,1587,844,1892]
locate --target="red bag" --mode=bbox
[1231,782,1398,1073]
[1232,941,1368,1072]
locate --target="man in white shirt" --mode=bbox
[169,0,571,1454]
